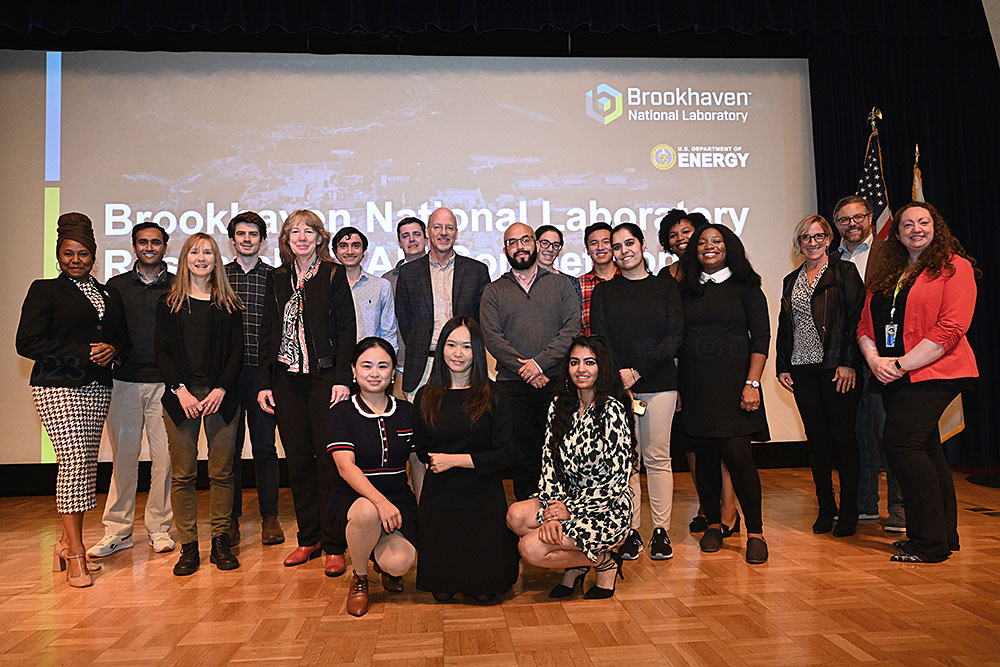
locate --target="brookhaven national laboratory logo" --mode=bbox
[585,84,623,125]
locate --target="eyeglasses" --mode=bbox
[538,239,562,250]
[504,235,536,249]
[834,213,870,225]
[798,232,829,244]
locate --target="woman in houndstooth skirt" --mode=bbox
[16,212,130,588]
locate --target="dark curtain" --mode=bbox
[2,0,997,463]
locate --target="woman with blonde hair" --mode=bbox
[776,214,865,536]
[258,209,357,576]
[155,232,244,576]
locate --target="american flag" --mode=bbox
[856,129,891,239]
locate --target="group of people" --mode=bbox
[17,196,978,611]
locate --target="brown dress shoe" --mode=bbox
[261,516,285,545]
[325,553,346,577]
[346,571,370,617]
[372,559,403,592]
[283,543,321,567]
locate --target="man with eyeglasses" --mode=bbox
[481,222,581,500]
[395,207,489,402]
[832,195,903,532]
[578,222,621,335]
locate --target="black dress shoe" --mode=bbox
[173,542,200,576]
[833,514,858,537]
[700,528,724,553]
[210,534,240,571]
[432,592,455,602]
[549,567,589,599]
[812,512,834,534]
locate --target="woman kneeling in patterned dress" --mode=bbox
[506,335,636,599]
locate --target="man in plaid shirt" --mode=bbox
[225,211,284,547]
[577,222,620,334]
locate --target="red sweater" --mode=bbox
[858,254,978,383]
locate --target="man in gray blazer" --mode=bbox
[395,207,490,399]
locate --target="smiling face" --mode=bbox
[696,228,727,274]
[797,221,831,262]
[232,222,262,259]
[427,209,458,255]
[288,221,321,262]
[568,344,599,392]
[186,239,215,279]
[834,202,872,245]
[503,223,538,271]
[353,345,394,395]
[537,230,563,268]
[667,219,696,256]
[585,229,613,267]
[58,239,94,280]
[134,228,166,269]
[897,206,935,259]
[612,228,645,272]
[397,221,427,260]
[334,233,365,268]
[443,325,473,377]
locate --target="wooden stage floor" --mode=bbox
[1,468,999,666]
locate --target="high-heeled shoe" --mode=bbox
[722,515,741,538]
[584,552,623,599]
[549,566,590,599]
[53,540,101,574]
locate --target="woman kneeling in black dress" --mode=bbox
[328,338,418,617]
[414,316,519,603]
[506,335,636,599]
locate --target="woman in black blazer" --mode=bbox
[16,213,130,588]
[776,215,865,537]
[155,232,243,576]
[257,209,356,576]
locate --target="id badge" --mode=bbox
[885,324,898,348]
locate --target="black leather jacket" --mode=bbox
[776,257,865,374]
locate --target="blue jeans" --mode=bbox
[232,365,280,519]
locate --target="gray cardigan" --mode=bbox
[480,267,581,382]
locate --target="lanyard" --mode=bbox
[889,274,906,323]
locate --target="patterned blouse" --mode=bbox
[790,262,826,366]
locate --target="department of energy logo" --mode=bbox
[651,144,677,170]
[585,84,624,125]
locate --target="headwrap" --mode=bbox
[56,212,97,256]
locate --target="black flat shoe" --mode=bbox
[833,515,858,537]
[812,513,834,534]
[700,528,724,553]
[584,552,623,599]
[471,593,496,603]
[745,537,769,564]
[549,566,590,599]
[689,515,709,533]
[432,592,455,602]
[722,515,741,538]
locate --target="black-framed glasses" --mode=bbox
[504,235,536,248]
[834,212,870,225]
[798,232,829,244]
[538,239,563,250]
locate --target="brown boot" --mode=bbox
[228,516,241,546]
[261,516,285,545]
[346,571,370,617]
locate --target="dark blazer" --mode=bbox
[257,260,356,391]
[154,296,243,425]
[394,253,490,392]
[16,273,131,387]
[776,257,865,375]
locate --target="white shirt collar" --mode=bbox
[699,266,732,284]
[838,233,873,258]
[352,394,397,419]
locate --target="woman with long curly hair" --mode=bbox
[506,335,636,599]
[858,201,979,563]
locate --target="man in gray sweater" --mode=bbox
[480,222,581,500]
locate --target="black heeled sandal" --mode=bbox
[584,552,623,599]
[549,566,590,599]
[722,514,742,538]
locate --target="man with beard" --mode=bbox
[89,222,175,559]
[833,195,903,532]
[224,211,283,546]
[480,222,581,500]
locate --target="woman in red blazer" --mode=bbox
[858,201,979,563]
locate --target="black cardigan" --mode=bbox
[776,257,865,375]
[257,260,356,391]
[154,296,243,424]
[16,273,131,387]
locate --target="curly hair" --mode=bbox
[546,336,637,483]
[867,201,981,296]
[677,223,761,296]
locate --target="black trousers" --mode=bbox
[272,369,346,555]
[881,379,962,562]
[689,435,763,534]
[497,379,558,501]
[790,364,861,518]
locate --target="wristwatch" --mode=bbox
[745,380,761,388]
[893,360,905,372]
[170,382,186,394]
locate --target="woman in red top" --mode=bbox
[858,201,979,563]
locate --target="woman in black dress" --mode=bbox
[17,212,129,588]
[414,316,518,602]
[677,223,771,564]
[328,337,417,616]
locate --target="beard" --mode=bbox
[506,246,538,271]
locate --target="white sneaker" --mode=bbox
[87,534,134,559]
[149,532,176,553]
